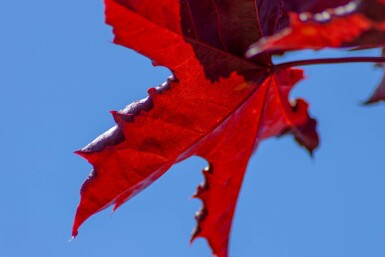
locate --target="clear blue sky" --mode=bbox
[1,1,385,257]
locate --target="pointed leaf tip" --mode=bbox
[71,230,78,239]
[110,110,134,124]
[74,150,98,164]
[74,150,88,158]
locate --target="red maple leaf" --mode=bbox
[72,1,385,256]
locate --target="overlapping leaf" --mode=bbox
[247,0,385,103]
[247,0,385,55]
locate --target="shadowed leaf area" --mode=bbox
[73,1,385,256]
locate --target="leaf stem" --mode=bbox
[273,56,385,71]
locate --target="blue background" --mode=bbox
[1,1,385,257]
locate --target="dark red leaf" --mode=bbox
[278,99,319,155]
[247,0,385,56]
[72,1,319,256]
